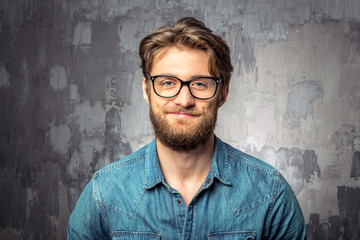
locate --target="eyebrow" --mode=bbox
[152,73,213,79]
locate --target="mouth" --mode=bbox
[164,109,201,118]
[168,112,197,118]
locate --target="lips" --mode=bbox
[169,112,195,119]
[164,108,202,117]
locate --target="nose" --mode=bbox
[173,85,195,108]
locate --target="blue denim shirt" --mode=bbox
[67,137,306,239]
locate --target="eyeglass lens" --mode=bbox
[153,76,217,99]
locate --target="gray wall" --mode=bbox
[1,0,359,239]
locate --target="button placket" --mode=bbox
[173,194,186,238]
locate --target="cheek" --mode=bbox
[149,95,170,111]
[199,102,217,114]
[209,97,222,109]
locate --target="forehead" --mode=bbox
[151,46,210,76]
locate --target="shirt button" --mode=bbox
[176,199,181,204]
[207,178,211,183]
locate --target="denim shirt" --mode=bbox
[67,137,306,240]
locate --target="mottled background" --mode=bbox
[0,0,359,239]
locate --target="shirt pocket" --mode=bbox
[208,231,256,240]
[111,231,161,240]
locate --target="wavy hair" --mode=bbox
[139,17,233,86]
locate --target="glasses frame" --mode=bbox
[147,73,222,100]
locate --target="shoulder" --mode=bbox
[90,144,149,217]
[93,143,149,186]
[222,140,279,177]
[94,144,148,179]
[218,139,291,216]
[221,141,306,237]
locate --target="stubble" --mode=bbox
[149,105,218,151]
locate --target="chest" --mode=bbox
[104,183,268,240]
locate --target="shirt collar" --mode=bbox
[203,136,232,187]
[143,139,165,189]
[143,136,232,190]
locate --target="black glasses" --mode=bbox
[147,73,222,100]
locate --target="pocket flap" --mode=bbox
[112,231,161,239]
[208,231,256,240]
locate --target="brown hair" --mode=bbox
[139,17,233,86]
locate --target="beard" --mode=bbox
[149,104,219,151]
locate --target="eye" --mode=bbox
[155,76,179,88]
[191,78,213,89]
[193,81,206,87]
[163,80,175,86]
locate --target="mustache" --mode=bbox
[163,107,203,116]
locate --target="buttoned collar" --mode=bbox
[143,136,232,190]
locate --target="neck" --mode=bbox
[156,134,215,206]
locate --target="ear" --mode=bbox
[142,77,150,104]
[218,84,229,107]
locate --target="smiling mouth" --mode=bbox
[164,107,202,116]
[166,110,201,117]
[169,112,197,118]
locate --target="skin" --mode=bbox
[142,46,229,206]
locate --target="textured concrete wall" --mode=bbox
[0,0,359,239]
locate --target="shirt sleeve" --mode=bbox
[67,178,109,240]
[265,173,307,240]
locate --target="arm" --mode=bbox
[67,179,109,240]
[265,173,306,240]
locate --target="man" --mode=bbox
[67,17,306,239]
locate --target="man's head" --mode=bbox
[139,17,233,89]
[139,17,233,151]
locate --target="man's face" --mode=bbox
[142,46,229,151]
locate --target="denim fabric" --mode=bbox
[67,137,306,240]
